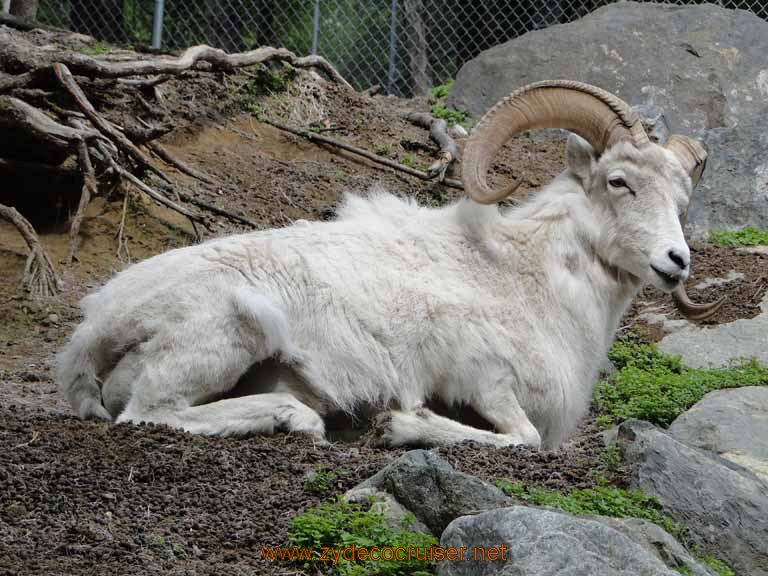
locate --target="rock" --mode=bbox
[617,419,768,576]
[344,486,431,534]
[589,517,718,576]
[669,387,768,480]
[737,246,768,256]
[450,2,768,134]
[439,506,683,576]
[693,271,744,291]
[450,3,768,237]
[344,450,509,535]
[686,126,768,240]
[659,291,768,367]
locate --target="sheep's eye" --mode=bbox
[608,177,627,188]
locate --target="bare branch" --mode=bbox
[148,142,216,185]
[67,119,98,263]
[404,112,460,181]
[262,118,464,190]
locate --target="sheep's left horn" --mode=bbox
[462,80,650,204]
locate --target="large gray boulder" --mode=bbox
[686,126,768,240]
[618,419,768,576]
[669,387,768,480]
[344,450,509,535]
[450,2,768,236]
[659,291,768,368]
[439,506,688,576]
[450,2,768,133]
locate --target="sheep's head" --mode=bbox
[462,80,723,320]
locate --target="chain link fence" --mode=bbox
[34,0,768,97]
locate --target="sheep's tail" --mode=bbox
[56,324,112,421]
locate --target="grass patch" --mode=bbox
[495,481,682,538]
[698,555,735,576]
[289,497,437,576]
[593,333,768,428]
[710,226,768,246]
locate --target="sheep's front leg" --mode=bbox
[469,380,542,449]
[369,406,537,449]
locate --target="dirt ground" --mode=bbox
[1,31,767,576]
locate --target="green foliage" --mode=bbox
[289,497,437,576]
[79,41,111,56]
[304,465,336,495]
[430,105,469,127]
[374,143,393,157]
[496,481,682,538]
[599,445,623,472]
[429,80,454,100]
[698,555,735,576]
[593,334,768,428]
[710,227,768,246]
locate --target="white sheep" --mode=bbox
[57,80,720,449]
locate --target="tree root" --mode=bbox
[67,119,98,263]
[53,63,171,184]
[1,45,353,93]
[0,203,60,298]
[148,142,216,185]
[403,112,461,181]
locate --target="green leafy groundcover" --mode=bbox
[710,226,768,246]
[593,334,768,428]
[288,497,437,576]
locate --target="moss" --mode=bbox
[289,497,437,576]
[593,333,768,428]
[710,226,768,246]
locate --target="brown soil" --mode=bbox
[1,30,765,576]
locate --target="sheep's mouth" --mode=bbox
[650,265,680,288]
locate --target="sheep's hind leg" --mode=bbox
[369,406,533,448]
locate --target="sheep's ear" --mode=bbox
[566,133,597,184]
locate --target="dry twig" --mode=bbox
[263,118,464,190]
[148,142,216,185]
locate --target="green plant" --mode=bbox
[710,226,768,246]
[79,41,110,56]
[599,445,622,472]
[304,465,336,494]
[430,105,469,127]
[289,497,437,576]
[593,334,768,428]
[495,481,682,538]
[429,80,454,100]
[374,143,393,157]
[402,153,418,168]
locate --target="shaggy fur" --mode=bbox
[57,135,695,449]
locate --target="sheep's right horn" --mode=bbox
[462,80,649,204]
[665,134,707,186]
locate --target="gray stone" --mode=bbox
[693,271,744,291]
[438,506,681,576]
[686,126,768,240]
[344,486,431,534]
[344,450,509,535]
[669,387,768,480]
[450,3,768,134]
[659,292,768,367]
[590,517,718,576]
[618,419,768,576]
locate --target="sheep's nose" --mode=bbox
[667,249,689,270]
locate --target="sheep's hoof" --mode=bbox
[363,412,395,448]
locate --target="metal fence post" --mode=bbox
[311,0,320,55]
[151,0,165,49]
[387,0,399,94]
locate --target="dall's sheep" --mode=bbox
[57,80,721,449]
